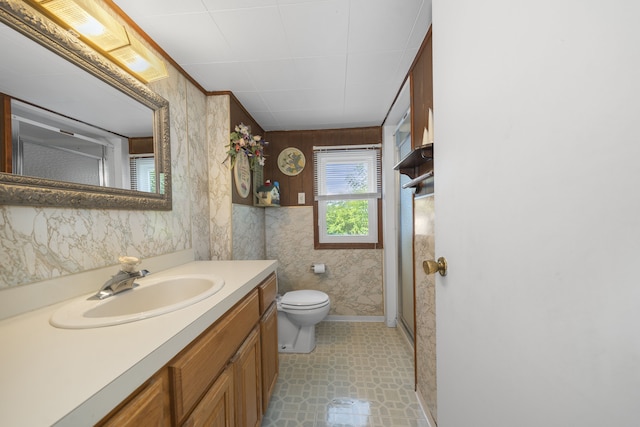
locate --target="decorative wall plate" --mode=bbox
[233,151,251,198]
[277,147,305,176]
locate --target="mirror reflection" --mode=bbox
[0,0,171,210]
[0,20,155,192]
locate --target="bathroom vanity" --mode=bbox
[0,260,278,426]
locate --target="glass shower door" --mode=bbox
[396,114,414,340]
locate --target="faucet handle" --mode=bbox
[118,256,141,272]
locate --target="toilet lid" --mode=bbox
[280,290,329,307]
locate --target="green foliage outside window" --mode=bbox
[326,200,370,236]
[325,164,369,236]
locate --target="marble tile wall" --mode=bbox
[207,95,233,260]
[187,82,211,261]
[232,204,266,260]
[0,62,208,289]
[0,9,227,290]
[414,195,437,422]
[265,206,383,317]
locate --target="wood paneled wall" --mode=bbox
[263,127,382,207]
[228,94,265,206]
[411,27,433,150]
[410,27,434,181]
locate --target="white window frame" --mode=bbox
[129,155,155,192]
[314,145,381,245]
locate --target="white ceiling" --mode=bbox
[112,0,432,131]
[0,22,153,137]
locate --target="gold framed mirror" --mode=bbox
[0,0,171,210]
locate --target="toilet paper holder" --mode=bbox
[311,263,326,274]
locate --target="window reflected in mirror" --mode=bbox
[3,96,155,192]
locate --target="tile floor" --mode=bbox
[261,322,429,427]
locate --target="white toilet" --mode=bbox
[276,290,330,353]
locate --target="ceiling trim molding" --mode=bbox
[102,0,207,94]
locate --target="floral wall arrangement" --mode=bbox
[227,123,268,170]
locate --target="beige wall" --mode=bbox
[265,206,383,317]
[0,1,383,325]
[233,204,266,260]
[0,11,228,290]
[414,195,437,421]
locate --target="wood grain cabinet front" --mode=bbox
[258,273,277,315]
[232,327,263,427]
[96,274,279,427]
[97,369,171,427]
[260,302,278,412]
[182,366,234,427]
[169,289,260,425]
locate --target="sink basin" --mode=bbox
[50,274,224,329]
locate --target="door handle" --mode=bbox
[423,257,448,276]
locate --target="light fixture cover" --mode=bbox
[33,0,168,83]
[34,0,129,51]
[109,35,168,83]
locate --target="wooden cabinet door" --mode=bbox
[182,366,234,427]
[258,273,277,315]
[98,369,170,427]
[170,290,259,424]
[260,302,278,412]
[232,327,262,427]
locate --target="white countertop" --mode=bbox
[0,260,277,427]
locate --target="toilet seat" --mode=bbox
[279,290,329,310]
[280,300,330,310]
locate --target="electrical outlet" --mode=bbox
[298,192,305,204]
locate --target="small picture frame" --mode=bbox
[233,151,251,198]
[277,147,305,176]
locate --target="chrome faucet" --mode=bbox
[92,256,150,300]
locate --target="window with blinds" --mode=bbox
[129,156,155,192]
[313,144,381,245]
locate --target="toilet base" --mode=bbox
[277,311,318,353]
[278,324,316,353]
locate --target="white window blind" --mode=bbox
[129,156,155,192]
[313,144,382,201]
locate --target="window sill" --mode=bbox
[314,242,383,250]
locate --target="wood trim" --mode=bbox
[104,1,267,140]
[382,24,432,127]
[102,0,207,93]
[409,25,433,85]
[128,137,154,155]
[212,91,262,131]
[229,95,265,206]
[410,27,433,149]
[412,194,418,390]
[0,93,11,173]
[264,127,382,207]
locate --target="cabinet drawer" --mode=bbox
[97,369,170,427]
[258,273,277,315]
[169,289,260,424]
[182,366,234,427]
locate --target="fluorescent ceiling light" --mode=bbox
[32,0,168,83]
[109,35,168,83]
[34,0,129,51]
